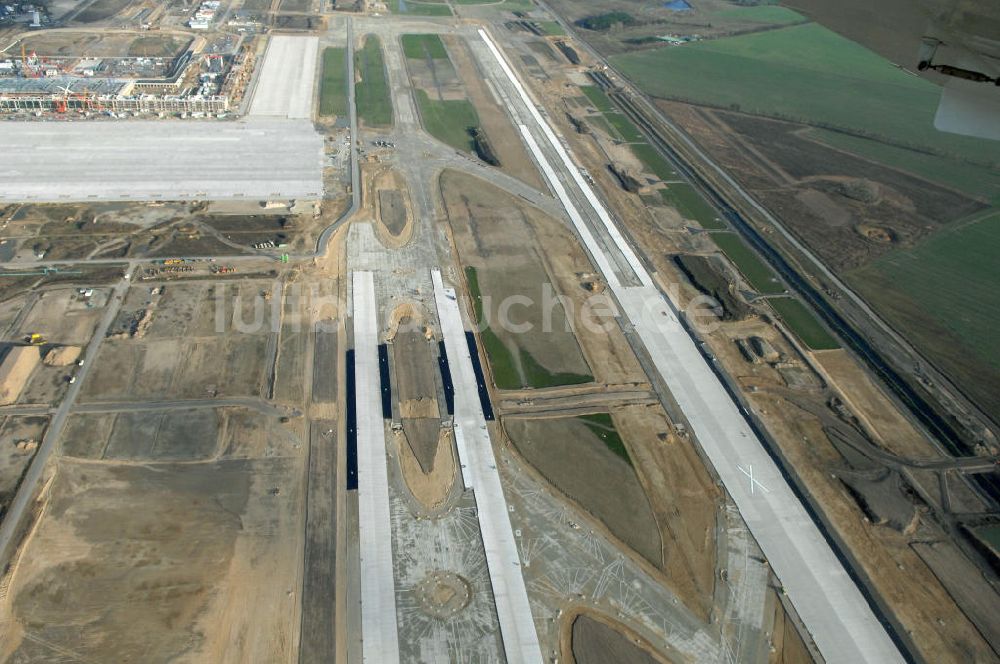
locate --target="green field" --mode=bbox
[713,5,804,24]
[578,86,645,142]
[629,143,676,181]
[709,232,784,294]
[414,89,479,152]
[610,23,1000,163]
[809,129,1000,202]
[355,36,393,127]
[579,413,631,465]
[466,267,593,389]
[580,86,691,185]
[318,47,347,118]
[536,20,565,35]
[605,112,644,143]
[659,183,724,229]
[401,33,448,60]
[847,211,1000,409]
[975,525,1000,554]
[386,0,452,15]
[580,85,616,113]
[768,297,840,350]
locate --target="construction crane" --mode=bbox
[19,45,40,78]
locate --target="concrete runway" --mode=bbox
[0,119,324,202]
[351,271,401,664]
[247,36,320,120]
[477,27,904,664]
[431,269,544,664]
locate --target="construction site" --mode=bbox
[0,0,995,663]
[0,31,253,115]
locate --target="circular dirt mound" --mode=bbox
[855,223,897,244]
[414,571,472,619]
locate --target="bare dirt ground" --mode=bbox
[404,47,464,101]
[613,404,718,618]
[372,170,414,247]
[504,414,662,569]
[444,34,546,191]
[813,349,943,460]
[750,389,997,662]
[568,612,667,664]
[10,31,190,58]
[0,447,304,662]
[1,202,332,261]
[441,169,643,387]
[0,416,47,516]
[392,319,440,470]
[766,591,816,664]
[394,427,456,510]
[81,282,272,402]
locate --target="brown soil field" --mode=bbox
[271,14,324,30]
[279,0,313,12]
[73,0,137,23]
[748,388,997,662]
[392,315,441,470]
[504,414,663,569]
[813,349,941,461]
[441,171,592,386]
[81,282,272,402]
[441,169,643,387]
[570,613,666,664]
[371,170,414,247]
[395,426,456,510]
[444,34,546,191]
[2,202,325,261]
[0,416,47,516]
[14,31,189,57]
[613,403,718,618]
[378,190,407,237]
[404,50,463,101]
[0,451,304,662]
[767,591,816,664]
[16,288,105,347]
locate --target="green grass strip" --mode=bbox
[768,297,840,350]
[354,36,393,127]
[659,184,725,229]
[318,47,347,117]
[709,231,784,294]
[401,33,448,60]
[414,89,479,152]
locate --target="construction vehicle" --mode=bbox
[25,333,45,345]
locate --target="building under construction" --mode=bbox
[0,44,256,115]
[0,76,229,113]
